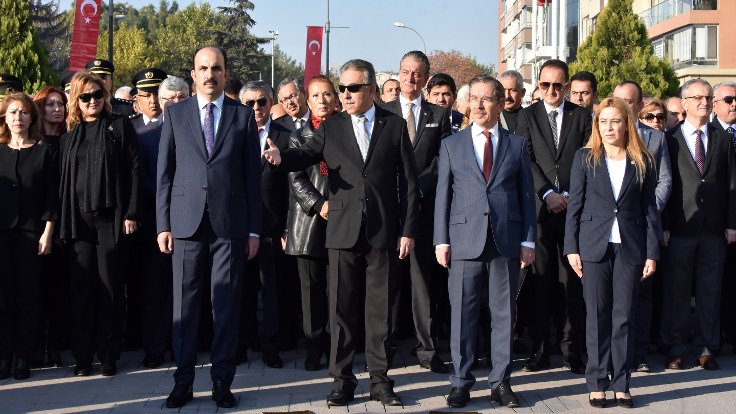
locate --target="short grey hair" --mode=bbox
[400,50,430,76]
[340,59,376,86]
[713,80,736,96]
[276,77,304,95]
[159,76,189,96]
[115,86,132,99]
[499,70,524,87]
[240,80,274,103]
[681,78,712,98]
[456,84,470,103]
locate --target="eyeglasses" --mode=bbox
[244,97,268,107]
[539,82,564,91]
[279,92,301,103]
[160,94,187,102]
[714,95,736,105]
[641,112,667,122]
[338,83,371,93]
[683,95,713,102]
[79,89,104,103]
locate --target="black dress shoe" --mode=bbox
[615,395,633,408]
[304,352,321,371]
[73,362,92,377]
[589,394,607,408]
[522,355,549,372]
[697,355,719,370]
[263,352,283,368]
[13,358,30,380]
[326,388,354,406]
[419,356,449,373]
[142,354,163,369]
[47,350,63,368]
[563,357,586,374]
[166,383,193,408]
[666,355,683,370]
[370,384,402,406]
[446,386,470,408]
[0,359,10,380]
[490,381,519,408]
[101,360,117,376]
[635,361,651,372]
[212,381,236,408]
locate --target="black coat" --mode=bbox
[284,121,329,257]
[260,120,292,237]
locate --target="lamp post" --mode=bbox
[325,0,349,78]
[268,30,278,88]
[393,21,426,54]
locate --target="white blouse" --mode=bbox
[606,157,627,243]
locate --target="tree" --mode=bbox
[0,0,56,91]
[30,0,73,77]
[97,23,159,87]
[570,0,679,98]
[216,0,269,82]
[427,50,489,87]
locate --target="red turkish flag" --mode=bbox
[304,26,324,88]
[69,0,103,72]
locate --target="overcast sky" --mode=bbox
[71,0,499,72]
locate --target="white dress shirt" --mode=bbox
[258,118,271,154]
[142,114,159,125]
[606,157,627,243]
[398,94,422,132]
[196,92,225,138]
[681,120,708,160]
[292,109,311,130]
[350,104,376,139]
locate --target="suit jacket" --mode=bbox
[111,97,134,116]
[662,123,736,237]
[450,110,463,133]
[273,112,310,132]
[564,148,660,265]
[515,100,592,220]
[433,127,536,260]
[709,118,736,153]
[156,95,261,239]
[260,120,292,237]
[638,124,672,213]
[278,105,419,250]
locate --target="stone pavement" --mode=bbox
[1,347,736,413]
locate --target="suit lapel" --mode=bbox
[557,101,575,159]
[340,112,365,166]
[488,128,510,186]
[673,128,699,173]
[534,102,557,155]
[186,98,208,157]
[598,157,618,205]
[414,102,431,147]
[211,99,234,158]
[364,112,386,167]
[462,129,486,184]
[616,156,636,203]
[703,124,718,174]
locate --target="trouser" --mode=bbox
[297,256,329,355]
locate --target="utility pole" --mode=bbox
[269,30,278,88]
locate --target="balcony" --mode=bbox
[639,0,717,28]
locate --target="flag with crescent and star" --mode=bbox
[70,0,103,72]
[304,26,324,87]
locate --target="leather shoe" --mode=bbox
[0,360,10,380]
[326,388,354,406]
[563,357,586,374]
[697,355,719,370]
[370,384,402,406]
[73,362,92,376]
[589,394,607,408]
[166,383,193,408]
[101,360,117,376]
[635,360,650,372]
[304,352,321,371]
[490,381,519,408]
[615,394,633,408]
[212,381,236,408]
[263,352,283,369]
[13,358,30,380]
[523,354,549,372]
[446,386,470,408]
[666,356,683,370]
[142,354,163,369]
[419,356,449,373]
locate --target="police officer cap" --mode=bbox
[131,68,167,93]
[60,73,75,94]
[85,58,115,76]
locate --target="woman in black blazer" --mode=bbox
[0,93,58,380]
[59,72,142,377]
[564,98,660,408]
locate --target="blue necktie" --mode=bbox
[204,103,215,156]
[727,126,736,153]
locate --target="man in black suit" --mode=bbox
[239,80,292,368]
[273,78,310,131]
[515,59,592,374]
[661,79,736,371]
[426,73,463,133]
[156,46,261,409]
[569,71,597,115]
[383,51,451,374]
[498,70,526,134]
[263,59,419,407]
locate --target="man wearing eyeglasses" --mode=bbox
[262,59,419,407]
[515,59,592,375]
[274,78,310,131]
[613,80,672,373]
[660,78,736,372]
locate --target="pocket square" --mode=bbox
[425,123,439,128]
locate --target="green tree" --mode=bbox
[570,0,679,98]
[216,0,269,81]
[0,0,56,91]
[97,23,159,87]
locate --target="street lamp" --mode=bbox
[393,21,426,54]
[268,30,278,88]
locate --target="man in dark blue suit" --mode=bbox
[434,76,536,409]
[156,46,261,409]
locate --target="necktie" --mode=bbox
[355,115,370,161]
[482,130,493,182]
[548,110,559,150]
[294,118,302,130]
[406,102,417,144]
[204,103,215,156]
[694,129,705,175]
[727,126,736,153]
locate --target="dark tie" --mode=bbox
[204,103,215,156]
[694,129,705,175]
[727,126,736,153]
[482,130,493,182]
[548,110,559,150]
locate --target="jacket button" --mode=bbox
[613,209,618,213]
[483,212,489,216]
[701,179,705,182]
[202,186,207,190]
[363,173,367,178]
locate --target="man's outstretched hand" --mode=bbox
[262,138,281,165]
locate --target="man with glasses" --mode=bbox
[274,78,310,131]
[158,76,189,112]
[661,79,736,372]
[85,58,134,116]
[515,59,592,375]
[263,59,419,407]
[665,96,686,131]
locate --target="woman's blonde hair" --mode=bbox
[586,97,653,184]
[67,71,111,131]
[0,92,43,144]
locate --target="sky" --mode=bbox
[73,0,499,73]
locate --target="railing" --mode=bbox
[639,0,717,28]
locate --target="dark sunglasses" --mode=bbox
[539,82,564,91]
[715,95,736,105]
[244,97,268,107]
[338,83,371,93]
[641,113,667,122]
[79,89,104,103]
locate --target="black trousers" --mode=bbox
[297,256,329,355]
[68,209,124,364]
[328,225,396,390]
[528,213,586,359]
[256,236,285,355]
[407,232,443,362]
[583,243,640,393]
[37,245,70,354]
[0,229,42,360]
[634,274,654,362]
